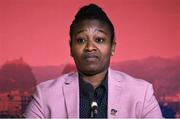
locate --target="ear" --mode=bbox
[111,41,116,56]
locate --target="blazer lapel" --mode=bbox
[62,72,79,118]
[108,68,123,118]
[62,69,123,118]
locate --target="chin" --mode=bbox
[83,71,99,76]
[79,67,100,76]
[80,66,107,76]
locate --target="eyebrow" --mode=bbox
[96,29,108,35]
[75,29,108,35]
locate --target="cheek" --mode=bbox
[100,46,112,57]
[71,46,83,57]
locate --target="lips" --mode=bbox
[83,54,99,62]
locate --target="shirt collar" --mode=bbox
[79,71,108,94]
[96,72,108,91]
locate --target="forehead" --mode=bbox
[73,19,111,35]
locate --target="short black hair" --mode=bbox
[69,4,115,45]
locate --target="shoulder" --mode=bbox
[110,69,155,103]
[109,69,162,118]
[35,71,77,95]
[24,72,78,118]
[110,69,151,85]
[110,69,153,94]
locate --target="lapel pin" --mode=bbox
[111,109,117,116]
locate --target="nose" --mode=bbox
[84,40,97,52]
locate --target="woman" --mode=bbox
[24,4,162,118]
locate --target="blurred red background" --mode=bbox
[0,0,179,66]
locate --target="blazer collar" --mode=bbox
[63,72,79,118]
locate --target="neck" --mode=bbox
[79,69,108,89]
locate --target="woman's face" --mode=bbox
[70,19,115,76]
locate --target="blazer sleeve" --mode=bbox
[23,86,46,118]
[142,84,163,118]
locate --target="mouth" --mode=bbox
[84,54,99,62]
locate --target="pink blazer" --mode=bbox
[24,68,162,118]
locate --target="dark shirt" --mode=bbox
[79,73,108,118]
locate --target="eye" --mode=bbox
[95,37,104,43]
[76,38,86,44]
